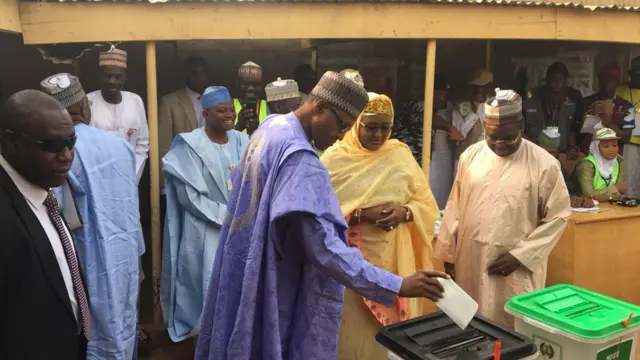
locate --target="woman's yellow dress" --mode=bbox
[320,93,440,360]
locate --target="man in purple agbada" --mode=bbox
[195,71,448,360]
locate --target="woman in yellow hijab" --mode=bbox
[321,93,440,360]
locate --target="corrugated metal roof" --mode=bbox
[23,0,640,11]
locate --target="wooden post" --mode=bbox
[421,39,437,177]
[622,44,632,81]
[311,46,318,71]
[485,40,493,70]
[145,41,162,326]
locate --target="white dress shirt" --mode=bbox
[186,87,205,128]
[87,90,150,183]
[0,155,79,322]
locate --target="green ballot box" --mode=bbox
[506,284,640,360]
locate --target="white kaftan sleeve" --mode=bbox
[510,161,571,271]
[433,158,464,264]
[165,142,227,225]
[134,95,150,184]
[174,180,227,225]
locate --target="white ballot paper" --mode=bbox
[435,277,478,330]
[581,115,603,134]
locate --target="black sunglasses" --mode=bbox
[2,129,77,153]
[327,107,352,133]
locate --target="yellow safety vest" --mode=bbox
[584,154,620,191]
[233,98,268,134]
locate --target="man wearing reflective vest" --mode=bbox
[615,56,640,199]
[234,61,268,136]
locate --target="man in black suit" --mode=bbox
[0,90,90,360]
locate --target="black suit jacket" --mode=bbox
[0,167,87,360]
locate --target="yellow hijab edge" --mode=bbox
[328,92,406,154]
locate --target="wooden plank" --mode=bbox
[547,205,640,305]
[0,0,21,34]
[18,2,562,44]
[572,216,640,304]
[557,7,640,44]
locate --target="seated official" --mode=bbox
[575,128,626,201]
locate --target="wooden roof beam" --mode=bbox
[17,2,640,45]
[0,0,21,34]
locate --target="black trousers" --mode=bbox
[77,335,88,360]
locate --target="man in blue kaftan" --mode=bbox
[160,86,250,343]
[195,72,448,360]
[42,74,144,360]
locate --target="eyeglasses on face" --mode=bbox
[359,121,392,134]
[2,129,77,153]
[327,106,352,133]
[485,130,523,145]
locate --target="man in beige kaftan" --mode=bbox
[434,89,571,328]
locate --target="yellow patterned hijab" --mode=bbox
[337,92,406,155]
[321,93,440,318]
[321,92,434,216]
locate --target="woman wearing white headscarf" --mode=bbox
[576,127,626,201]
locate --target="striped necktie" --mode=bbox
[43,191,91,339]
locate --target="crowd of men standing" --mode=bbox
[0,44,336,360]
[0,46,145,360]
[1,42,639,360]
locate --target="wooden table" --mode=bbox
[433,208,640,358]
[546,203,640,306]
